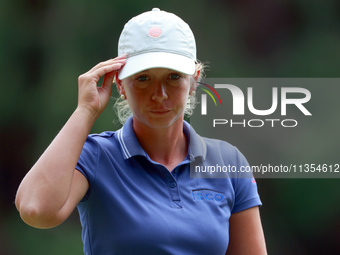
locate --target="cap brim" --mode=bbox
[118,52,195,80]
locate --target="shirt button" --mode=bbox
[170,182,177,188]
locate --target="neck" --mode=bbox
[132,117,188,171]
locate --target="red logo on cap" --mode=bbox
[148,27,162,38]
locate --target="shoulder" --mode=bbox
[88,131,116,140]
[191,134,252,180]
[187,122,241,163]
[201,136,245,164]
[78,131,120,165]
[202,136,237,154]
[84,131,118,148]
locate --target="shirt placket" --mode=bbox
[158,165,183,209]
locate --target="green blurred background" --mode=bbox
[1,0,340,254]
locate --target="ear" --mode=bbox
[194,69,201,82]
[189,78,198,97]
[115,72,125,94]
[190,69,200,91]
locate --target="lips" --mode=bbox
[149,108,172,115]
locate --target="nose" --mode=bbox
[152,82,168,102]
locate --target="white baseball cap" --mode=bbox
[117,8,197,80]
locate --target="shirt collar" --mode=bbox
[117,116,207,161]
[116,117,147,159]
[183,120,207,161]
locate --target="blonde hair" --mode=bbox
[113,61,206,125]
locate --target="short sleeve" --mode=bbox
[231,147,262,213]
[76,136,99,200]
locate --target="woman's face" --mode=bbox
[120,68,195,129]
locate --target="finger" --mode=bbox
[101,70,116,92]
[114,54,127,60]
[91,61,126,82]
[89,56,127,73]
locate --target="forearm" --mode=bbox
[226,207,267,255]
[15,107,95,226]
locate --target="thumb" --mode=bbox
[101,70,116,93]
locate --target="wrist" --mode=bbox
[74,106,98,129]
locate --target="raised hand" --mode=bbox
[77,55,126,118]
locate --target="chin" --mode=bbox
[135,114,184,130]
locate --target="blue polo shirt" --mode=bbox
[76,117,262,255]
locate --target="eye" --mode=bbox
[137,75,148,82]
[169,73,181,80]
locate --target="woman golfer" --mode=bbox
[16,8,267,254]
